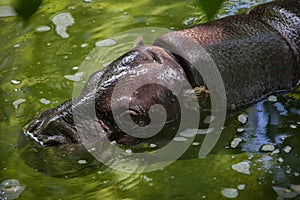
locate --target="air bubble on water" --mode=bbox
[271,149,280,155]
[95,38,117,47]
[81,43,88,48]
[36,25,51,32]
[237,114,248,124]
[78,160,87,164]
[230,138,242,148]
[13,44,20,48]
[237,184,246,190]
[236,128,245,133]
[10,80,21,85]
[125,149,132,154]
[290,124,297,129]
[12,99,26,109]
[283,146,292,154]
[231,161,251,174]
[39,98,51,105]
[261,144,275,152]
[72,66,79,70]
[52,12,75,38]
[221,188,238,198]
[277,157,284,163]
[149,143,157,148]
[268,95,277,102]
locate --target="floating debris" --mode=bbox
[267,95,277,102]
[39,98,51,105]
[237,114,248,124]
[283,146,292,154]
[237,184,246,190]
[261,144,275,152]
[12,99,26,109]
[78,160,87,164]
[10,80,21,85]
[221,188,238,198]
[36,25,51,32]
[272,186,297,199]
[231,161,250,175]
[230,138,242,148]
[203,115,215,124]
[95,39,117,47]
[64,72,84,82]
[0,179,25,200]
[52,12,75,38]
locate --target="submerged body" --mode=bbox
[25,0,300,146]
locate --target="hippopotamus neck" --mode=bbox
[154,0,300,110]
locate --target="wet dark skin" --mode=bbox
[25,0,300,146]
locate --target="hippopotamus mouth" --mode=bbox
[25,45,201,146]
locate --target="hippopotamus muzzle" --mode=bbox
[25,45,199,146]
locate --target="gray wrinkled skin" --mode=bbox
[25,0,299,147]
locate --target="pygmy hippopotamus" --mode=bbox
[24,0,300,147]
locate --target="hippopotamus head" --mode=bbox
[25,45,198,146]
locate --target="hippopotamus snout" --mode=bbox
[25,45,189,146]
[26,100,78,145]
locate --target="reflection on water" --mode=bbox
[0,0,300,199]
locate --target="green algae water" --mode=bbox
[1,0,300,199]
